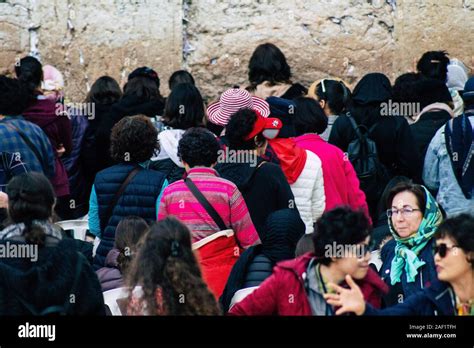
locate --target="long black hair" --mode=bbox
[163,83,204,129]
[6,172,56,246]
[85,76,123,105]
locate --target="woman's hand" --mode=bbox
[323,275,366,316]
[0,191,8,208]
[57,145,66,157]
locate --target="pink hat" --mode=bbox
[42,65,64,101]
[207,88,270,126]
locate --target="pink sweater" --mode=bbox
[158,167,259,248]
[294,134,371,222]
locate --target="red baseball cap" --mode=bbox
[245,111,282,140]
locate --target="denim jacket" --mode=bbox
[422,114,474,217]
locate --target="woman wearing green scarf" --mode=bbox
[378,181,443,306]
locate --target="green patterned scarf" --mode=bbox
[389,186,443,285]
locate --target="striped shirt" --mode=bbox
[158,167,259,248]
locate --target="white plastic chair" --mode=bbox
[103,287,129,316]
[55,220,89,241]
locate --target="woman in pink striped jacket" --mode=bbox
[158,128,259,297]
[158,127,259,249]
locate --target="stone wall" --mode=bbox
[1,0,473,102]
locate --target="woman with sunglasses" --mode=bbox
[325,213,474,316]
[378,181,443,307]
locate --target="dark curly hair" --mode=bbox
[125,217,222,315]
[294,97,328,136]
[313,207,371,265]
[110,115,159,163]
[0,76,31,115]
[225,108,266,150]
[435,214,474,268]
[114,216,149,274]
[177,127,220,168]
[163,83,204,130]
[6,172,56,246]
[417,51,450,82]
[248,43,291,88]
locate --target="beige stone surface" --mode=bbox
[0,0,472,102]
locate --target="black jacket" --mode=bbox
[215,158,295,236]
[149,158,185,184]
[81,103,118,178]
[219,245,273,312]
[410,110,451,160]
[329,114,422,183]
[92,95,165,172]
[0,238,105,315]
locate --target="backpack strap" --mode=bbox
[184,177,243,249]
[104,167,141,227]
[347,115,363,139]
[184,177,227,231]
[0,152,11,182]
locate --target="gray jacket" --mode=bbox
[422,115,474,217]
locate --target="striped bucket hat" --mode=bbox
[207,88,270,126]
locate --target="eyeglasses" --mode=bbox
[386,207,421,218]
[434,243,458,258]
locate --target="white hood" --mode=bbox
[152,129,185,167]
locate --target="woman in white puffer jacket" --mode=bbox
[270,139,325,234]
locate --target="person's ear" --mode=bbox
[254,136,265,148]
[319,99,326,109]
[466,251,474,265]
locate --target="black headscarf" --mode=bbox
[350,73,392,127]
[352,73,392,106]
[261,208,306,262]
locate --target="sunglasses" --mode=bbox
[434,243,458,258]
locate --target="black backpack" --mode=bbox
[346,115,389,202]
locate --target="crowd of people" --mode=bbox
[0,43,472,316]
